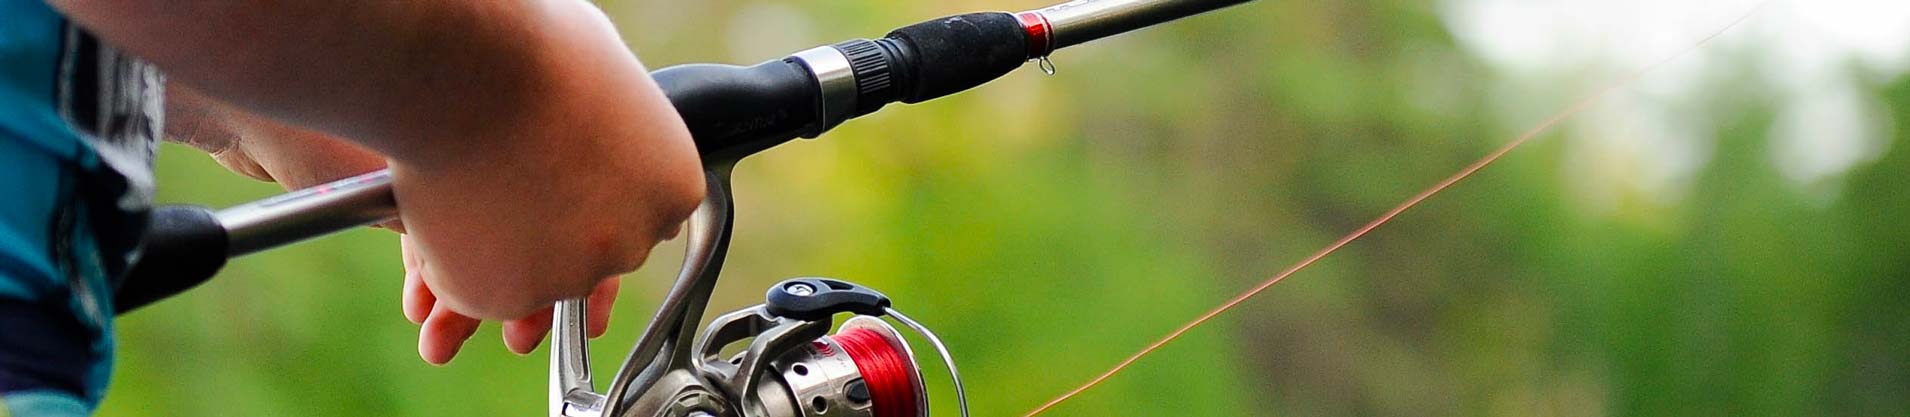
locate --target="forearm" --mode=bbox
[51,0,626,168]
[68,0,703,320]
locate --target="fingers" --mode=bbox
[586,276,620,338]
[375,218,408,234]
[165,82,276,181]
[207,146,275,183]
[402,239,625,363]
[232,116,387,190]
[400,235,434,324]
[660,222,684,241]
[168,81,394,188]
[412,235,482,365]
[501,307,554,355]
[499,276,620,354]
[418,303,482,366]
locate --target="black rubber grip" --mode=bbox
[655,59,822,162]
[115,205,228,314]
[885,12,1028,103]
[666,12,1028,159]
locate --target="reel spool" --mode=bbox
[765,317,926,417]
[685,277,962,417]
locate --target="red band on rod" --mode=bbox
[1017,11,1054,58]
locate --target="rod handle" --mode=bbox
[115,205,228,313]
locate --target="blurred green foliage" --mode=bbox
[95,0,1907,416]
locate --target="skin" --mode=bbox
[167,85,624,364]
[55,1,706,363]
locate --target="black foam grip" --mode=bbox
[655,60,822,162]
[115,205,228,314]
[886,12,1028,103]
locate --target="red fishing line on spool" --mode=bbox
[836,327,919,417]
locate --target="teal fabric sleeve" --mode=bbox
[1,1,122,415]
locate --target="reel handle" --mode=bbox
[551,168,738,417]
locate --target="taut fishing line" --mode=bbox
[1023,3,1769,416]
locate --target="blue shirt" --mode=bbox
[2,1,163,415]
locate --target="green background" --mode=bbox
[97,0,1908,416]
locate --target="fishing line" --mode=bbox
[839,327,923,417]
[1022,3,1767,416]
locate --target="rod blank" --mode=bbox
[1030,0,1251,50]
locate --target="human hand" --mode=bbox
[402,234,620,364]
[165,83,642,364]
[378,2,704,321]
[89,0,703,323]
[83,0,703,364]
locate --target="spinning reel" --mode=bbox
[546,169,967,417]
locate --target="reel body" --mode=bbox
[547,170,962,417]
[697,313,924,417]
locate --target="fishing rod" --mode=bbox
[116,0,1250,308]
[118,0,1255,416]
